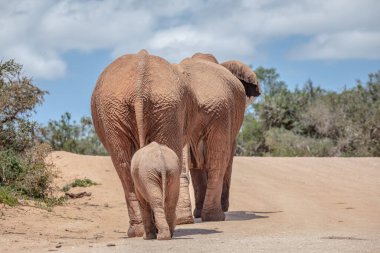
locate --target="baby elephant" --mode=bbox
[131,142,180,240]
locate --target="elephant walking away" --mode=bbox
[91,50,193,237]
[91,50,259,236]
[131,142,180,240]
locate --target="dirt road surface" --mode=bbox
[1,152,379,252]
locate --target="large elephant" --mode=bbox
[131,142,180,240]
[91,50,259,236]
[178,53,260,220]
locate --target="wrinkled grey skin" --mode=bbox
[131,142,180,240]
[91,50,260,237]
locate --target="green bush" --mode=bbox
[0,59,59,207]
[0,143,54,200]
[236,113,267,156]
[40,113,107,156]
[0,149,24,184]
[62,178,98,192]
[0,187,18,206]
[264,128,335,157]
[36,196,66,212]
[237,68,380,157]
[16,143,55,198]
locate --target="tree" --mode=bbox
[40,112,107,155]
[0,59,47,152]
[236,112,267,156]
[0,60,54,202]
[255,66,287,97]
[237,66,380,157]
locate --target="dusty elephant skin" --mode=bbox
[131,142,180,240]
[180,54,260,221]
[91,50,259,236]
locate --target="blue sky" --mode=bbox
[1,0,379,123]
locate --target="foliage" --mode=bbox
[0,143,55,199]
[236,113,267,156]
[40,112,107,155]
[237,68,380,157]
[35,196,67,212]
[15,143,55,198]
[0,187,18,206]
[0,59,47,152]
[264,128,335,157]
[62,178,98,192]
[0,59,57,206]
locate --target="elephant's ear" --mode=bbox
[192,53,219,64]
[221,60,260,98]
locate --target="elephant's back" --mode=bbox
[132,142,179,173]
[93,53,184,105]
[91,51,188,153]
[94,55,151,98]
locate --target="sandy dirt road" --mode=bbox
[1,152,379,252]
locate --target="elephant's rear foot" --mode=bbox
[193,208,202,218]
[175,213,194,225]
[221,199,229,212]
[143,232,157,240]
[127,223,144,237]
[201,208,225,222]
[157,229,172,240]
[175,175,194,224]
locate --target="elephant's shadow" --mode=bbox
[225,210,280,221]
[191,210,279,223]
[174,210,281,238]
[174,228,222,238]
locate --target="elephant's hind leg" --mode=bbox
[190,168,207,218]
[148,189,171,240]
[166,171,180,237]
[221,141,235,212]
[175,145,194,224]
[108,138,144,237]
[136,191,157,240]
[201,132,230,221]
[154,209,171,240]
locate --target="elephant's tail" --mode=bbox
[134,50,149,149]
[161,167,167,210]
[158,147,167,210]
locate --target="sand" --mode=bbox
[1,151,379,252]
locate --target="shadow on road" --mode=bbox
[174,228,222,238]
[225,210,282,221]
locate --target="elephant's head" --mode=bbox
[221,60,261,107]
[189,53,260,107]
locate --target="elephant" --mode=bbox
[178,53,260,219]
[131,142,180,240]
[91,49,259,236]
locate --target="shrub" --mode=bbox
[0,143,55,200]
[236,113,267,156]
[40,113,107,155]
[0,149,24,184]
[0,187,18,206]
[237,68,380,157]
[62,178,98,192]
[15,143,55,198]
[0,59,58,206]
[264,128,335,157]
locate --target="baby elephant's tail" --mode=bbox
[161,168,166,211]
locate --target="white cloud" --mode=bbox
[0,0,379,79]
[147,26,253,62]
[289,31,380,60]
[4,46,67,79]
